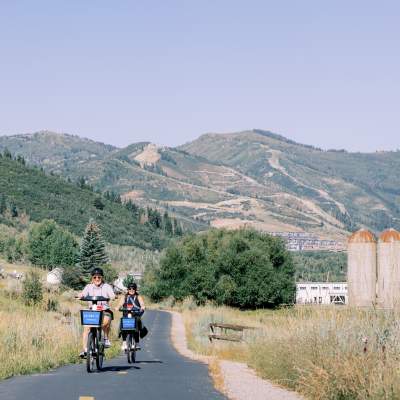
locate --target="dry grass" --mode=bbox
[177,303,400,400]
[0,281,122,380]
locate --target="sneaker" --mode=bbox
[121,341,127,351]
[104,339,111,348]
[79,351,87,358]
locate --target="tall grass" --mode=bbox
[0,289,121,380]
[180,304,400,399]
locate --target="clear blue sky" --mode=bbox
[1,1,399,151]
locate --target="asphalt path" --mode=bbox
[0,310,226,400]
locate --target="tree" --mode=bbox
[3,148,12,159]
[163,212,173,235]
[142,229,296,308]
[78,220,109,278]
[28,220,79,269]
[123,274,136,288]
[10,203,18,218]
[93,197,105,210]
[23,271,43,305]
[0,194,6,215]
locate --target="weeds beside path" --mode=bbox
[164,300,400,400]
[0,289,121,380]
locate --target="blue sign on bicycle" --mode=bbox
[81,310,102,326]
[121,317,136,330]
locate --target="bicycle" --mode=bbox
[79,296,110,373]
[119,305,142,364]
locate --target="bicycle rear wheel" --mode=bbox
[96,330,104,371]
[86,331,96,373]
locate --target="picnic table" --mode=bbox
[208,322,255,343]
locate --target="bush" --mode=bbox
[142,229,296,308]
[22,271,43,305]
[61,265,86,290]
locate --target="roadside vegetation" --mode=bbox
[0,219,124,380]
[0,260,123,380]
[162,301,400,400]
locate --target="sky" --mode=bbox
[0,1,399,152]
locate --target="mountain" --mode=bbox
[181,130,400,234]
[0,153,179,250]
[2,129,399,240]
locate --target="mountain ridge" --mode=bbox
[1,129,399,239]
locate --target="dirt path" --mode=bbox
[169,311,304,400]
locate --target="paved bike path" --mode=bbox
[0,310,226,400]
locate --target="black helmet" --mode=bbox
[127,282,137,290]
[91,267,104,277]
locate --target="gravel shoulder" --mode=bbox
[168,310,304,400]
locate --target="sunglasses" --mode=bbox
[92,276,102,280]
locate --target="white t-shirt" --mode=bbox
[82,283,115,306]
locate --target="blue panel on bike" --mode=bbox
[121,317,136,330]
[81,310,102,326]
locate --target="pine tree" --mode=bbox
[10,203,18,218]
[163,211,173,235]
[0,194,6,215]
[78,220,109,278]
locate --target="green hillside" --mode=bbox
[2,129,400,238]
[0,153,178,250]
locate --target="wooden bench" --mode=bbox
[208,322,255,343]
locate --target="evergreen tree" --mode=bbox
[0,194,6,215]
[173,219,183,236]
[78,220,109,278]
[10,203,18,217]
[163,211,173,235]
[3,148,12,159]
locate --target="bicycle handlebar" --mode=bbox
[79,296,110,302]
[119,307,141,313]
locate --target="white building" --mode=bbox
[296,282,348,305]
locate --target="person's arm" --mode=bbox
[118,294,126,309]
[78,284,90,299]
[137,295,146,311]
[106,284,116,301]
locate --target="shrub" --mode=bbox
[61,265,86,290]
[22,271,43,305]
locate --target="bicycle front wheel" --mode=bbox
[126,333,133,364]
[96,330,104,371]
[86,331,96,373]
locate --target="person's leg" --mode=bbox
[81,326,90,355]
[102,314,112,341]
[102,315,111,336]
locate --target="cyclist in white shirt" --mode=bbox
[78,267,115,358]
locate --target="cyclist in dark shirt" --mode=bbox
[118,282,145,350]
